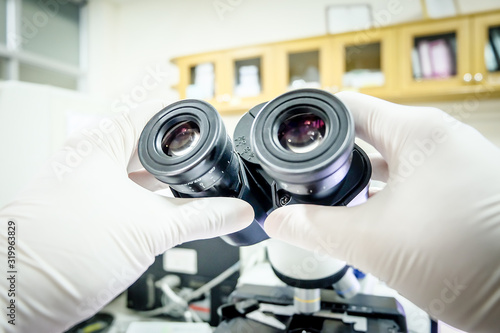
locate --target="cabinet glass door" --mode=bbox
[486,26,500,73]
[274,37,332,94]
[175,52,225,109]
[398,18,470,96]
[288,50,321,90]
[343,42,384,89]
[412,32,457,81]
[472,12,500,91]
[186,62,216,100]
[331,29,395,98]
[234,57,262,98]
[225,46,273,111]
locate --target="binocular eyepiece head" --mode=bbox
[138,89,370,246]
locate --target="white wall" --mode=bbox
[0,81,111,207]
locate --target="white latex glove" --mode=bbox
[265,92,500,332]
[0,102,253,333]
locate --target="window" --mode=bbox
[0,0,85,90]
[0,57,7,79]
[0,0,6,45]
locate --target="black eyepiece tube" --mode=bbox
[138,99,269,246]
[138,99,241,197]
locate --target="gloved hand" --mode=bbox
[0,102,254,333]
[265,92,500,332]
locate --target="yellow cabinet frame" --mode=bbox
[172,10,500,113]
[221,45,275,113]
[273,36,333,94]
[398,17,471,98]
[331,28,397,99]
[174,52,225,111]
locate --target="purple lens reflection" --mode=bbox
[161,121,200,157]
[278,113,326,154]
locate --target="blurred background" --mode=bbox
[1,1,499,332]
[2,0,500,206]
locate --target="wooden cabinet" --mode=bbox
[398,17,471,99]
[273,36,333,93]
[173,10,500,114]
[222,46,274,112]
[331,28,397,99]
[471,12,500,93]
[175,52,223,110]
[174,46,273,114]
[398,13,500,101]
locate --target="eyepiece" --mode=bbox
[277,111,327,154]
[161,120,201,157]
[138,100,241,197]
[251,89,354,197]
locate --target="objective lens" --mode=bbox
[161,121,200,157]
[278,113,326,154]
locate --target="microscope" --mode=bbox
[138,89,407,332]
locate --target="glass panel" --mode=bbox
[0,57,7,79]
[19,62,78,90]
[412,33,457,80]
[343,42,384,88]
[186,62,215,99]
[0,0,6,45]
[234,57,261,98]
[20,0,80,66]
[485,26,500,73]
[288,50,320,90]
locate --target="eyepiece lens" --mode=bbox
[161,121,201,157]
[278,113,326,154]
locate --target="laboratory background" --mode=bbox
[1,0,500,332]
